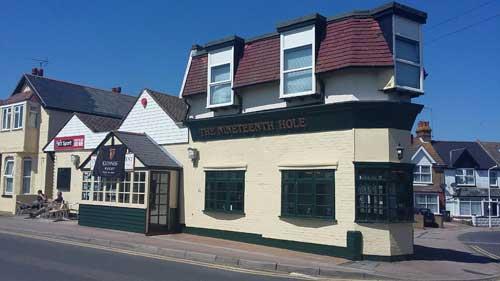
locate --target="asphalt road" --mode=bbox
[459,230,500,259]
[0,233,303,281]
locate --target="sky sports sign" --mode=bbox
[54,135,85,151]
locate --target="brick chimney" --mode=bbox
[111,87,121,94]
[31,68,44,76]
[416,121,432,142]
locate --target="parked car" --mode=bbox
[414,208,436,226]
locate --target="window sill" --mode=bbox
[456,185,476,188]
[355,220,415,224]
[1,195,13,198]
[11,127,23,131]
[279,215,337,223]
[382,86,423,97]
[203,209,245,216]
[279,91,319,100]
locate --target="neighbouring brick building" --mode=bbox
[410,121,500,226]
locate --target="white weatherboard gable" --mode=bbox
[44,115,108,151]
[119,90,188,145]
[411,146,436,164]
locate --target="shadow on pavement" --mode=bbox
[412,245,496,264]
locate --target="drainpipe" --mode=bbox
[488,165,498,228]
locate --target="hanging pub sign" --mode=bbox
[93,145,127,179]
[125,153,135,171]
[54,135,85,151]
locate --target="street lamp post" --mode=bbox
[487,165,498,228]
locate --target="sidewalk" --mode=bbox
[0,216,498,280]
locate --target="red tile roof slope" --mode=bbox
[182,54,207,96]
[1,91,39,106]
[233,35,280,89]
[316,18,393,73]
[182,16,394,97]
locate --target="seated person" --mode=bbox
[28,192,63,219]
[20,190,46,210]
[54,191,64,204]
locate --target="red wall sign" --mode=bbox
[54,135,85,151]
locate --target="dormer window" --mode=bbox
[394,16,423,92]
[207,47,234,108]
[280,26,316,98]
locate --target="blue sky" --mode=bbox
[1,1,499,141]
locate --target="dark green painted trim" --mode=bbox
[182,226,368,260]
[186,101,423,142]
[79,204,146,234]
[183,226,408,261]
[1,195,13,198]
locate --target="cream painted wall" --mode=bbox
[166,128,414,256]
[322,68,408,103]
[52,150,93,209]
[187,67,409,120]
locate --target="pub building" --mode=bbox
[175,2,427,261]
[78,131,182,234]
[43,2,427,260]
[44,88,189,233]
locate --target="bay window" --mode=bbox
[280,25,316,98]
[22,158,32,194]
[281,170,335,219]
[13,105,24,129]
[459,198,482,217]
[413,164,432,184]
[81,171,145,205]
[355,162,414,223]
[2,107,12,130]
[3,157,14,195]
[456,168,475,186]
[415,194,439,214]
[207,47,234,108]
[205,171,245,213]
[394,16,422,91]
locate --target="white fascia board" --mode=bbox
[411,146,436,164]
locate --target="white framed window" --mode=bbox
[207,47,234,108]
[132,171,146,204]
[2,107,12,130]
[459,198,482,217]
[3,157,14,195]
[82,172,92,200]
[22,158,32,194]
[13,105,24,129]
[413,164,432,184]
[28,106,38,128]
[456,168,475,186]
[280,25,316,98]
[81,171,146,205]
[415,193,439,214]
[490,170,498,187]
[393,16,423,92]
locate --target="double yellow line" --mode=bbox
[470,245,500,260]
[0,229,340,281]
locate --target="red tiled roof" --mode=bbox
[234,35,280,89]
[1,91,39,106]
[316,18,393,73]
[182,54,208,96]
[181,16,394,97]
